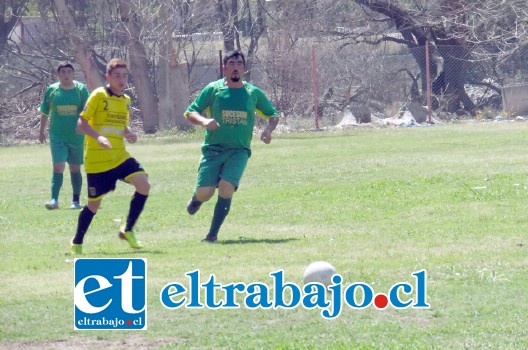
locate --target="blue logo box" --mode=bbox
[74,258,147,330]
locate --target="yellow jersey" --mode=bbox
[80,86,132,173]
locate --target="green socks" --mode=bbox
[51,172,82,202]
[208,196,232,237]
[51,173,63,201]
[71,171,82,201]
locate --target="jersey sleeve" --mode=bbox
[79,83,91,110]
[254,88,280,120]
[184,82,216,118]
[39,87,52,115]
[80,89,101,122]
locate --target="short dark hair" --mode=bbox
[106,58,128,74]
[223,50,245,66]
[57,61,74,72]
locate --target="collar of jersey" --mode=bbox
[105,86,125,98]
[221,78,246,89]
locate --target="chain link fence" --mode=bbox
[186,41,527,131]
[3,37,528,143]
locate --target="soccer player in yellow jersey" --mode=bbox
[70,58,150,254]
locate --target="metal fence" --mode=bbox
[187,42,528,129]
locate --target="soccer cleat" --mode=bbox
[70,239,83,255]
[118,226,144,249]
[45,199,59,210]
[201,234,218,243]
[186,196,202,215]
[69,201,82,209]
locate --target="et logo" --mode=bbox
[74,258,147,330]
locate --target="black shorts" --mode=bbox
[87,158,146,201]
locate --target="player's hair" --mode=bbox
[106,58,128,74]
[223,50,245,66]
[57,61,74,72]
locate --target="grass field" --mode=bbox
[1,122,527,349]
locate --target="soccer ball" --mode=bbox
[303,261,337,287]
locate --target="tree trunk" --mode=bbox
[217,0,237,51]
[354,0,478,115]
[118,0,159,133]
[172,61,191,130]
[158,4,191,131]
[52,0,103,90]
[244,0,265,82]
[158,2,173,131]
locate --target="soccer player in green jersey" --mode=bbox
[39,62,90,210]
[70,58,150,255]
[184,50,280,242]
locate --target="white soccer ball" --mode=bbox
[303,261,337,287]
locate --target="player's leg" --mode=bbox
[119,158,149,249]
[70,199,101,255]
[70,170,114,255]
[203,179,235,242]
[187,186,215,215]
[186,150,224,215]
[124,172,150,233]
[67,142,84,209]
[46,142,67,209]
[203,149,249,242]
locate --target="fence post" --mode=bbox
[425,40,432,123]
[218,50,223,79]
[311,45,320,130]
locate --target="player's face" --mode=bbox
[224,56,245,83]
[58,67,74,86]
[106,67,128,95]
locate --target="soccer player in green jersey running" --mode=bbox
[184,50,281,242]
[39,62,90,210]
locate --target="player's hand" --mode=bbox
[38,131,46,144]
[125,131,138,143]
[261,128,272,144]
[97,135,112,149]
[75,126,84,135]
[203,119,220,131]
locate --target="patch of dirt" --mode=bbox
[1,335,184,350]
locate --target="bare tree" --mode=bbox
[216,0,240,52]
[0,1,29,53]
[242,0,266,81]
[53,0,104,90]
[158,0,191,130]
[343,0,528,114]
[117,0,159,133]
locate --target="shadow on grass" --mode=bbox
[90,249,166,256]
[216,237,298,245]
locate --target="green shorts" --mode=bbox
[196,147,249,189]
[50,141,84,165]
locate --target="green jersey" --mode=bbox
[40,81,90,144]
[185,79,279,153]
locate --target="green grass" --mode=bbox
[1,123,528,349]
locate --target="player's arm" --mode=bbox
[184,83,219,130]
[39,113,48,143]
[260,114,280,144]
[185,111,220,131]
[38,90,50,144]
[124,126,137,143]
[77,116,112,149]
[255,88,281,144]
